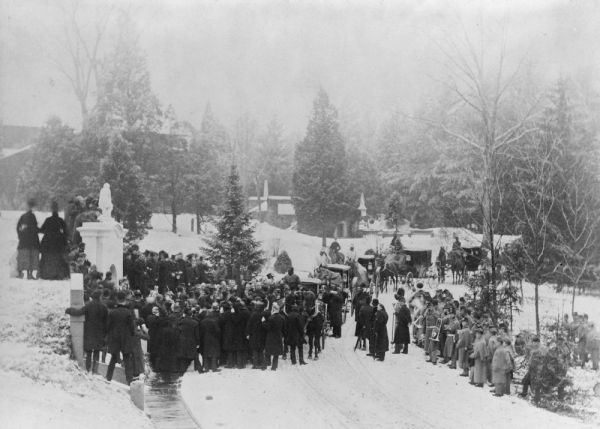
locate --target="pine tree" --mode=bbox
[100,134,152,241]
[93,12,163,133]
[18,117,96,206]
[274,250,293,274]
[204,165,264,284]
[292,89,350,244]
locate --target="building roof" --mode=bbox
[248,195,292,201]
[0,125,41,149]
[277,203,295,216]
[0,144,32,160]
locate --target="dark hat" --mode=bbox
[372,298,379,307]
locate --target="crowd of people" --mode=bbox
[15,201,598,402]
[66,261,351,384]
[382,282,600,401]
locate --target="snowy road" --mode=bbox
[181,291,592,429]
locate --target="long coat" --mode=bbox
[16,211,39,250]
[328,293,344,327]
[246,308,267,351]
[471,339,489,384]
[357,305,374,338]
[393,304,412,344]
[40,214,68,253]
[285,310,304,346]
[66,299,108,351]
[199,313,221,358]
[177,316,200,359]
[456,328,473,370]
[491,346,514,384]
[374,309,389,353]
[220,310,238,352]
[235,305,251,351]
[106,305,135,355]
[264,312,286,355]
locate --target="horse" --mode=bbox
[348,260,369,298]
[382,252,414,291]
[448,249,465,284]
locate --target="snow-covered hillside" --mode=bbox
[0,212,152,429]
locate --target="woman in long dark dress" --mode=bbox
[39,201,70,280]
[16,198,40,279]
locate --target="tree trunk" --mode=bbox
[571,281,576,316]
[171,201,177,233]
[321,229,327,248]
[535,282,540,335]
[196,210,201,235]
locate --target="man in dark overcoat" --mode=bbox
[246,301,267,369]
[199,304,222,372]
[285,304,307,365]
[106,291,135,383]
[65,289,108,373]
[234,300,251,368]
[392,297,412,354]
[357,295,373,351]
[263,303,286,371]
[177,308,201,374]
[328,289,344,338]
[220,301,238,368]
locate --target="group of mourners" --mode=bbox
[65,263,352,384]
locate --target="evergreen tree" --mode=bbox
[274,250,293,274]
[250,117,293,196]
[204,165,264,284]
[100,134,152,241]
[18,117,96,206]
[93,12,163,133]
[293,89,350,244]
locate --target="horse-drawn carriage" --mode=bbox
[377,248,432,292]
[448,246,485,283]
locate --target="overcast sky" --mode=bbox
[1,0,599,135]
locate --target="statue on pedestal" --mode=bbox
[98,183,113,222]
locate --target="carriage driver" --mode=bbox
[452,236,462,251]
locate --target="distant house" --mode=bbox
[0,125,40,209]
[248,180,296,229]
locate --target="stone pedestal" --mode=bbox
[77,221,127,280]
[69,273,85,367]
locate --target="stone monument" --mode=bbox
[77,183,127,280]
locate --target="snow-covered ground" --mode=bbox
[180,286,599,429]
[0,212,152,429]
[1,209,599,428]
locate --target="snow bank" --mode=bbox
[0,214,151,429]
